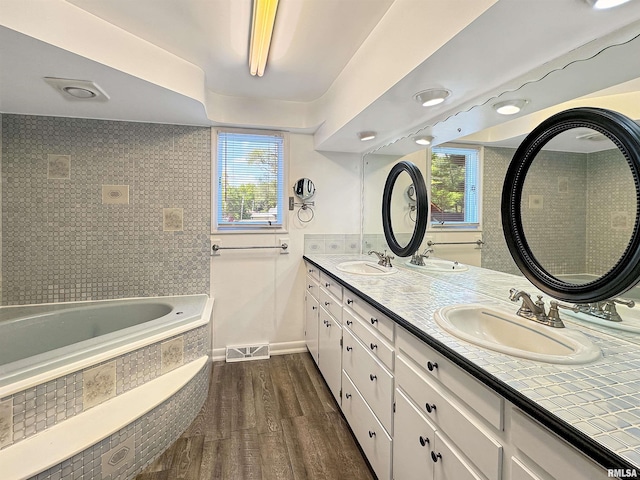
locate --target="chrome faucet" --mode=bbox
[368,250,394,268]
[574,298,635,322]
[508,288,578,328]
[410,248,434,266]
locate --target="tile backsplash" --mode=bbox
[1,115,211,304]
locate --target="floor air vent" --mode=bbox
[225,344,270,362]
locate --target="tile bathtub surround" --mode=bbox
[306,253,640,468]
[28,362,210,480]
[83,362,117,409]
[1,114,211,305]
[160,336,184,374]
[0,398,11,448]
[0,323,209,451]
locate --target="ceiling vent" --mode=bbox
[44,77,110,101]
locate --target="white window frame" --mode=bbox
[212,127,289,234]
[427,144,483,230]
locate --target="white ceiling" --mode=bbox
[3,0,640,154]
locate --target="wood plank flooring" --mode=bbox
[135,353,375,480]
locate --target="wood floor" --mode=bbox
[135,353,375,480]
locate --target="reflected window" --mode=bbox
[213,129,287,232]
[430,146,480,226]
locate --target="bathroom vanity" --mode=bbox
[303,254,636,480]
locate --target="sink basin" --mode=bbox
[434,304,601,364]
[336,260,397,276]
[405,258,469,272]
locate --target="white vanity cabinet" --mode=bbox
[317,271,343,403]
[304,263,320,364]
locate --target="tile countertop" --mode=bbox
[304,253,640,472]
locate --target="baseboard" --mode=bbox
[211,340,307,362]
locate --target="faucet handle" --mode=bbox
[613,297,635,308]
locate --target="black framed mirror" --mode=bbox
[502,107,640,302]
[382,160,428,257]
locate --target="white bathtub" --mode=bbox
[0,294,213,480]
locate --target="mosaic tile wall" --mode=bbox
[483,146,587,276]
[0,323,209,451]
[28,361,210,480]
[1,115,211,305]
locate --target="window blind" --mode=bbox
[216,131,284,228]
[431,146,479,225]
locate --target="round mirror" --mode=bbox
[382,161,428,257]
[406,184,416,202]
[293,178,315,200]
[502,107,640,302]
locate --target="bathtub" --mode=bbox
[0,294,213,480]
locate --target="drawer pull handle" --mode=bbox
[427,361,438,372]
[347,299,353,305]
[425,403,436,413]
[346,346,353,352]
[345,393,352,399]
[325,282,331,287]
[370,343,378,350]
[369,374,377,381]
[368,431,376,438]
[419,436,430,447]
[346,320,353,326]
[431,452,442,463]
[370,317,378,325]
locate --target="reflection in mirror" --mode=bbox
[390,171,416,236]
[520,128,637,288]
[362,151,428,254]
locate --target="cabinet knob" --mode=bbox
[324,301,330,306]
[312,306,317,310]
[369,374,377,381]
[370,317,378,325]
[419,436,430,447]
[325,282,331,287]
[425,403,436,413]
[431,451,442,463]
[346,320,353,326]
[308,285,313,289]
[345,393,352,399]
[346,346,353,352]
[368,431,376,438]
[370,343,378,350]
[308,269,314,273]
[427,361,438,372]
[347,299,353,305]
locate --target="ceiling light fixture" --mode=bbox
[585,0,632,9]
[358,131,376,141]
[44,77,110,101]
[413,135,434,146]
[414,89,451,107]
[493,99,528,115]
[249,0,279,77]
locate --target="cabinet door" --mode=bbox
[318,307,343,403]
[433,431,483,480]
[394,389,435,480]
[305,291,319,365]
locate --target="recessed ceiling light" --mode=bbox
[585,0,632,9]
[493,99,528,115]
[44,77,110,101]
[413,135,434,146]
[414,89,451,107]
[358,131,376,141]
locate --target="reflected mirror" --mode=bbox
[293,178,315,200]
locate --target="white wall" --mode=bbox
[210,133,361,359]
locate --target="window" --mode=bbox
[214,129,287,232]
[430,145,480,226]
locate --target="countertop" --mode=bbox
[304,253,640,472]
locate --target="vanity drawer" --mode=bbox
[342,371,392,480]
[396,355,502,480]
[397,326,503,429]
[433,431,484,480]
[343,308,394,371]
[305,275,319,300]
[511,407,608,479]
[344,291,394,342]
[342,327,393,433]
[319,287,342,323]
[320,271,343,301]
[305,263,320,281]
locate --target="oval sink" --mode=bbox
[405,258,469,272]
[336,260,397,276]
[434,304,601,364]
